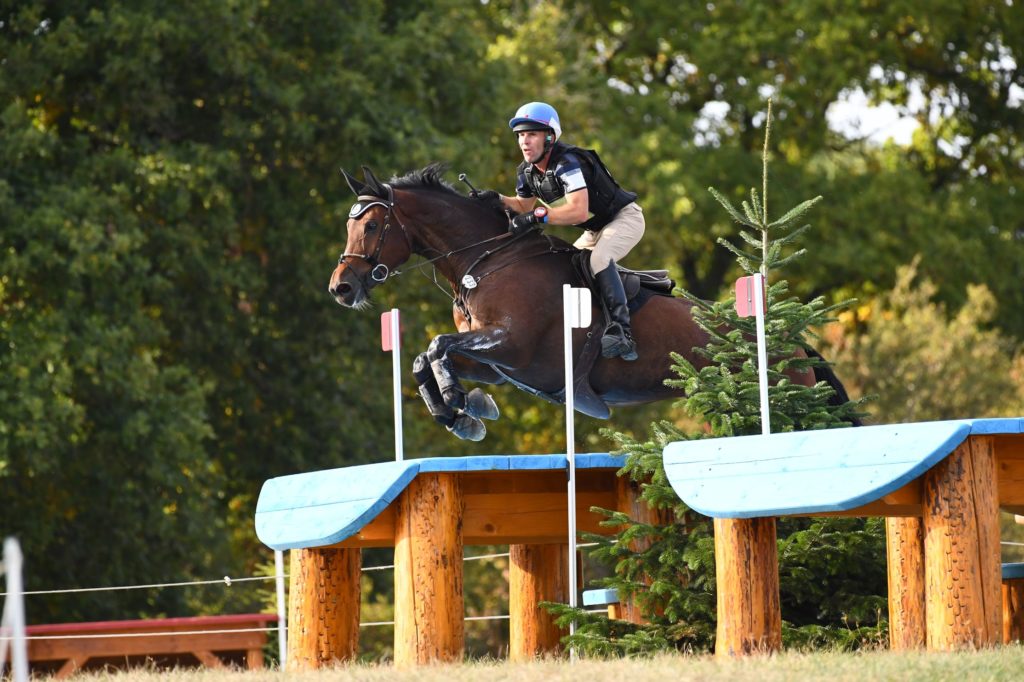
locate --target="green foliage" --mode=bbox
[483,0,1024,338]
[824,258,1024,424]
[1,0,1021,641]
[0,0,510,621]
[560,107,881,657]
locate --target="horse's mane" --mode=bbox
[387,162,508,217]
[389,163,458,194]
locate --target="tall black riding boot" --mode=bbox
[595,262,638,361]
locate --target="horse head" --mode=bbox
[328,164,509,308]
[328,166,414,308]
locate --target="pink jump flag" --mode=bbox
[380,309,404,460]
[734,275,767,318]
[380,310,400,351]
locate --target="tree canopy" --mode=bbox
[1,0,1021,625]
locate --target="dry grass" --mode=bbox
[66,647,1024,682]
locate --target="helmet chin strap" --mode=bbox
[531,134,554,165]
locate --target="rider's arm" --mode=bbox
[544,188,588,225]
[501,194,535,214]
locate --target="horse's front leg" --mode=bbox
[423,326,511,441]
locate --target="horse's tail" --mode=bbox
[806,346,863,427]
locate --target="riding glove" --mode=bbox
[472,189,500,201]
[509,207,548,236]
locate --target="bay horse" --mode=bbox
[328,164,848,440]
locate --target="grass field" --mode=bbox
[65,647,1024,682]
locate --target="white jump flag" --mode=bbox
[562,284,591,657]
[380,308,404,461]
[735,273,770,435]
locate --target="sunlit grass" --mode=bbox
[68,646,1024,682]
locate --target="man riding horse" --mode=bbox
[487,102,645,361]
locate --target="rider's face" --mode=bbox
[517,130,549,164]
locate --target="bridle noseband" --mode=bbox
[338,183,412,288]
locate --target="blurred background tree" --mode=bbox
[821,257,1024,424]
[1,0,1021,653]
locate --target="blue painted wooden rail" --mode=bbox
[661,417,1024,654]
[664,418,1023,518]
[257,453,626,550]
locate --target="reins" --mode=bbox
[338,185,572,311]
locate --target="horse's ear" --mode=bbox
[340,168,366,196]
[361,165,386,197]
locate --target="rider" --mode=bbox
[494,101,644,361]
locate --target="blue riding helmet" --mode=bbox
[508,102,562,141]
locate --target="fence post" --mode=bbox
[1,538,28,682]
[286,547,361,669]
[394,473,464,666]
[508,543,569,659]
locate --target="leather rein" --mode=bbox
[338,185,572,306]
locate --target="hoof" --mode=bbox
[447,413,486,441]
[464,388,499,420]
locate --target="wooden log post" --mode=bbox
[286,547,361,670]
[1003,570,1024,643]
[508,543,570,660]
[394,473,465,666]
[615,476,675,624]
[885,517,926,650]
[713,517,781,656]
[922,436,1001,650]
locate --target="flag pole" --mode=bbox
[562,284,591,661]
[752,274,770,435]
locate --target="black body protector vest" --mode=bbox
[520,142,637,232]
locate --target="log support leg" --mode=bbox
[1003,576,1024,643]
[508,543,569,660]
[713,517,781,656]
[922,436,1001,650]
[394,473,465,666]
[286,547,362,670]
[886,517,926,650]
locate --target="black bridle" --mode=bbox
[338,183,412,289]
[337,184,565,309]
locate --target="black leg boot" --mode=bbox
[595,262,638,361]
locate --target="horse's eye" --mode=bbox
[366,220,379,232]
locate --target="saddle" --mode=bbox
[546,252,676,419]
[571,251,676,309]
[487,250,676,420]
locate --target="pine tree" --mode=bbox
[545,102,880,655]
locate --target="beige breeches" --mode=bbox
[572,202,645,275]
